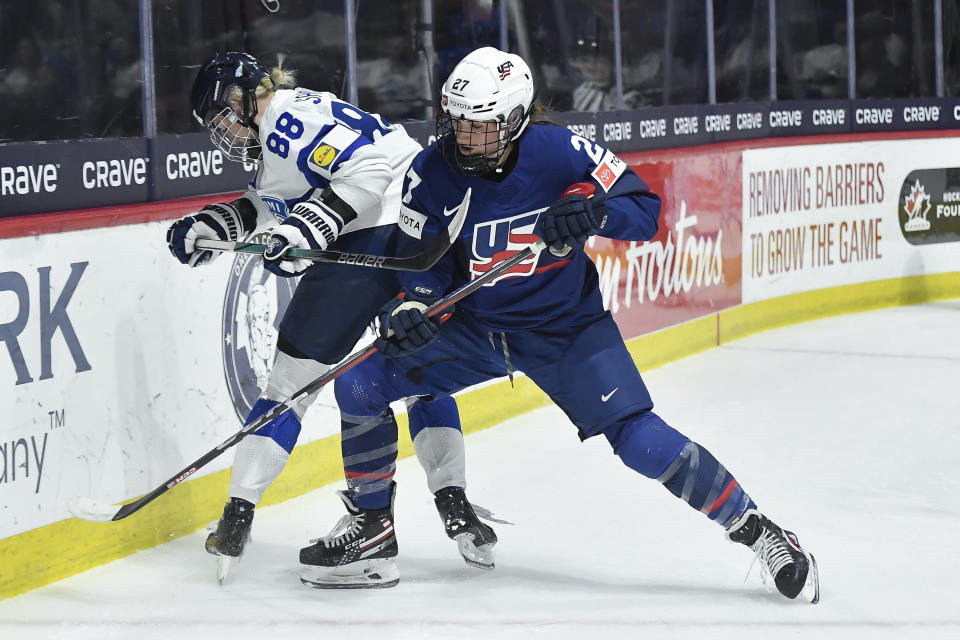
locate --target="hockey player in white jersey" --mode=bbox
[166,52,497,585]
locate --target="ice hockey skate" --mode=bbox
[205,497,255,585]
[727,509,819,603]
[299,487,399,589]
[434,486,498,570]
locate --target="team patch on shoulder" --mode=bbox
[306,124,362,174]
[311,144,338,167]
[398,204,426,239]
[260,195,289,220]
[591,149,627,192]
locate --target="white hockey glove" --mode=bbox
[166,202,245,267]
[262,197,348,277]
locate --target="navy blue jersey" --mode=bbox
[396,123,662,331]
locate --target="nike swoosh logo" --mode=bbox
[601,387,619,402]
[443,205,458,217]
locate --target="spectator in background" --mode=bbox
[567,33,641,112]
[855,9,910,98]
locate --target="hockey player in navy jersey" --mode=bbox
[305,47,820,602]
[166,52,497,584]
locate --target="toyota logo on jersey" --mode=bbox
[470,210,545,284]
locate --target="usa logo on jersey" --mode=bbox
[469,209,545,284]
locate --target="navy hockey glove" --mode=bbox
[166,202,244,267]
[263,197,347,277]
[534,182,607,254]
[374,289,448,358]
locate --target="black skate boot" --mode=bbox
[205,497,254,585]
[727,509,819,603]
[299,486,399,589]
[435,485,498,570]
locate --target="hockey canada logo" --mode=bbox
[902,179,931,232]
[222,233,297,422]
[898,169,960,245]
[469,210,546,284]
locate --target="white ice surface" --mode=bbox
[2,301,959,639]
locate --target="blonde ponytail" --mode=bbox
[256,53,297,97]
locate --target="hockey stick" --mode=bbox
[68,238,547,522]
[194,189,470,272]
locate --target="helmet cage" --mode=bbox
[191,52,267,164]
[436,104,526,175]
[207,104,263,163]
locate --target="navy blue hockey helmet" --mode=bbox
[191,52,268,162]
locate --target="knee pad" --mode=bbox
[407,395,461,441]
[248,397,301,453]
[603,410,689,479]
[263,350,330,420]
[334,363,391,419]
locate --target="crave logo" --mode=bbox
[469,210,546,284]
[898,169,960,245]
[221,233,297,421]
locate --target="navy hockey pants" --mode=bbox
[335,308,755,526]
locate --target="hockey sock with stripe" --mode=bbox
[340,409,398,510]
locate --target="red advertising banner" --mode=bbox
[587,149,744,340]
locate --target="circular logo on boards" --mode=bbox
[221,232,297,422]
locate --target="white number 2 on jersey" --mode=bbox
[570,134,604,164]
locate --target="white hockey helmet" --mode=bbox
[436,46,535,174]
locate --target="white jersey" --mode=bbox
[242,88,422,236]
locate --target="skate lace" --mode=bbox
[309,513,365,548]
[745,528,793,585]
[471,504,513,526]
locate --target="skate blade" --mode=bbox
[300,558,399,589]
[801,553,820,604]
[216,555,231,586]
[455,533,495,571]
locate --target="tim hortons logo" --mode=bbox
[593,201,723,314]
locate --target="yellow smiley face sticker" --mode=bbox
[311,144,338,167]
